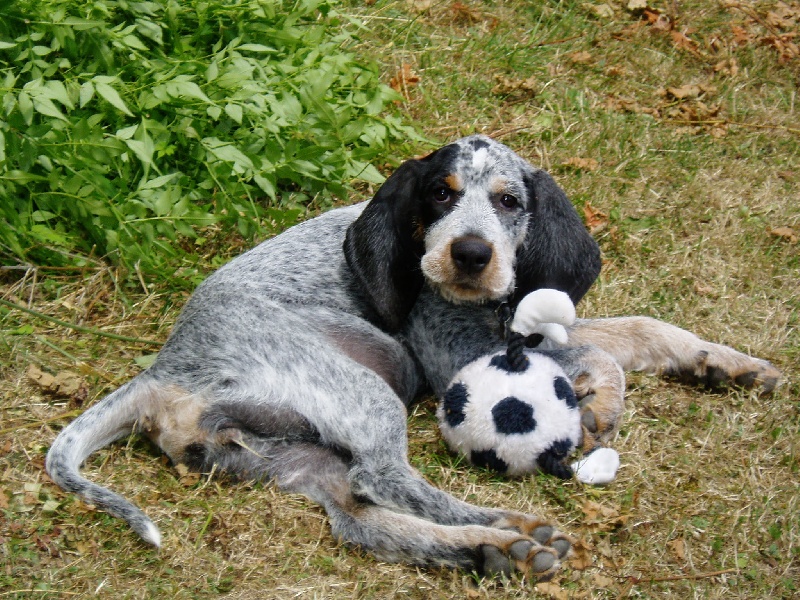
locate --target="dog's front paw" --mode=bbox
[665,343,781,394]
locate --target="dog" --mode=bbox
[46,135,780,580]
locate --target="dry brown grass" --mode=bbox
[2,1,799,598]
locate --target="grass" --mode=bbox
[1,0,799,598]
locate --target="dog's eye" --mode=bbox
[433,187,452,203]
[499,194,518,209]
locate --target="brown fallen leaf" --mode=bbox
[583,202,609,233]
[671,29,700,54]
[406,0,432,13]
[626,0,648,12]
[564,157,599,171]
[450,1,483,23]
[767,2,800,31]
[667,538,687,560]
[731,24,751,46]
[568,50,594,64]
[28,364,56,390]
[535,581,570,599]
[666,82,717,100]
[592,573,616,587]
[770,226,798,243]
[567,537,594,570]
[492,74,537,97]
[581,499,629,531]
[389,63,421,100]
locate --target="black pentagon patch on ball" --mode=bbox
[471,448,508,473]
[489,354,530,373]
[492,397,536,435]
[537,438,576,479]
[442,382,469,427]
[553,376,578,409]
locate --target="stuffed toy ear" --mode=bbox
[344,156,430,332]
[512,169,601,308]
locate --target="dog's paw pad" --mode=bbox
[531,525,554,544]
[530,548,557,574]
[481,545,513,577]
[550,537,571,559]
[510,539,533,561]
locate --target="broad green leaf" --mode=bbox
[224,103,243,123]
[17,91,34,125]
[95,80,134,116]
[79,81,94,107]
[237,43,277,53]
[139,173,181,190]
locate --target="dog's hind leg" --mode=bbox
[204,435,568,579]
[566,317,781,394]
[45,375,209,546]
[192,401,572,578]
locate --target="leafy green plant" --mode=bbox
[0,0,414,282]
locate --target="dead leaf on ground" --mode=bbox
[604,95,660,117]
[591,573,616,587]
[671,29,701,54]
[766,2,800,30]
[667,538,687,560]
[567,537,594,570]
[583,202,609,234]
[406,0,432,13]
[568,50,594,64]
[28,364,56,390]
[714,57,740,77]
[770,226,798,243]
[664,83,716,100]
[731,24,751,46]
[174,463,202,486]
[450,1,483,23]
[492,74,537,97]
[644,8,671,31]
[564,157,599,171]
[535,581,570,599]
[581,499,629,531]
[27,364,86,399]
[626,0,648,12]
[586,3,615,19]
[389,63,421,101]
[761,34,800,63]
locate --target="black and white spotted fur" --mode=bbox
[46,135,780,579]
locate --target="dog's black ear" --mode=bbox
[513,169,601,306]
[344,158,429,332]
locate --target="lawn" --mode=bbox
[1,1,798,598]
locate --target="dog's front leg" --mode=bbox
[566,316,781,393]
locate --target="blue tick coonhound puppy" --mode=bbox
[46,135,780,580]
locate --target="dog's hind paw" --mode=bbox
[478,517,572,580]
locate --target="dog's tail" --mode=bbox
[45,375,162,546]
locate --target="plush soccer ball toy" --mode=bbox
[437,289,620,483]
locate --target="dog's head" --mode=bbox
[344,135,601,331]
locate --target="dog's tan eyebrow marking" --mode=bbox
[490,178,508,194]
[445,174,463,191]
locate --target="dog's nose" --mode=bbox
[451,237,493,274]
